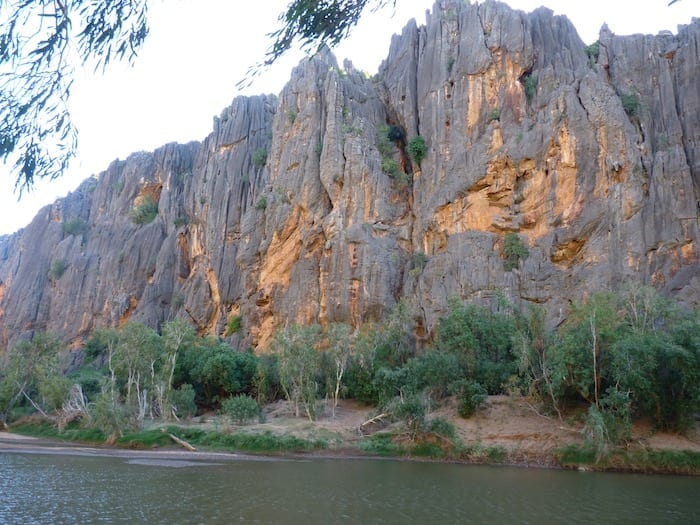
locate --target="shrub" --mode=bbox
[385,393,427,440]
[173,216,189,228]
[252,147,268,168]
[221,394,261,425]
[503,232,529,271]
[255,196,267,210]
[286,109,297,123]
[130,196,158,225]
[487,108,501,122]
[387,125,405,142]
[224,315,242,337]
[407,136,427,165]
[48,259,67,280]
[523,74,537,103]
[620,91,641,118]
[381,157,401,177]
[428,417,456,441]
[584,41,600,67]
[457,380,487,418]
[63,217,87,236]
[171,384,196,419]
[376,124,394,156]
[410,251,428,276]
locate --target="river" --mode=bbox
[1,451,698,524]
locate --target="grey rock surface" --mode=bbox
[0,1,697,349]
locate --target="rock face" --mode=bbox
[0,1,698,349]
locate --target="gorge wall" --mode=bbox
[1,0,698,350]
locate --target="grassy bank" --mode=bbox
[8,410,700,475]
[556,444,700,475]
[9,419,328,455]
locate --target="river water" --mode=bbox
[1,451,698,524]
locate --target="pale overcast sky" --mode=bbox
[0,0,696,235]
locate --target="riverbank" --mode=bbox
[4,396,699,475]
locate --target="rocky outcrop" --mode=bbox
[0,1,698,349]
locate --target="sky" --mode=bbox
[0,0,696,235]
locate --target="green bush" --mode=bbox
[620,91,641,118]
[224,315,242,337]
[130,196,158,225]
[523,74,537,103]
[487,108,501,122]
[457,380,487,418]
[385,393,427,439]
[381,157,401,177]
[252,147,268,168]
[407,136,427,165]
[584,41,600,67]
[173,216,189,228]
[255,196,267,210]
[376,124,394,156]
[171,384,196,419]
[48,259,67,280]
[63,217,87,236]
[428,417,456,440]
[221,394,261,425]
[503,232,529,271]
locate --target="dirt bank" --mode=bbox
[4,396,699,472]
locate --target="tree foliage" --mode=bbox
[0,0,149,191]
[262,0,393,69]
[3,0,397,188]
[272,324,322,420]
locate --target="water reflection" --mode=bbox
[1,453,698,524]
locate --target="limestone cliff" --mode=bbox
[0,1,698,349]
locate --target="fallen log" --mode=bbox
[162,429,197,451]
[359,412,389,435]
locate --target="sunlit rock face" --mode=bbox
[0,1,698,349]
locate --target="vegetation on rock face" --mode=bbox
[620,90,641,118]
[502,232,529,271]
[252,147,268,168]
[48,259,68,281]
[224,315,242,337]
[130,196,158,225]
[585,41,600,67]
[407,136,427,166]
[523,74,537,103]
[62,217,88,236]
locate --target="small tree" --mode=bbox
[503,232,529,271]
[322,323,354,417]
[272,324,322,420]
[407,136,427,166]
[0,333,66,424]
[160,319,195,419]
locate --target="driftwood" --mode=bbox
[359,412,389,435]
[162,429,197,451]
